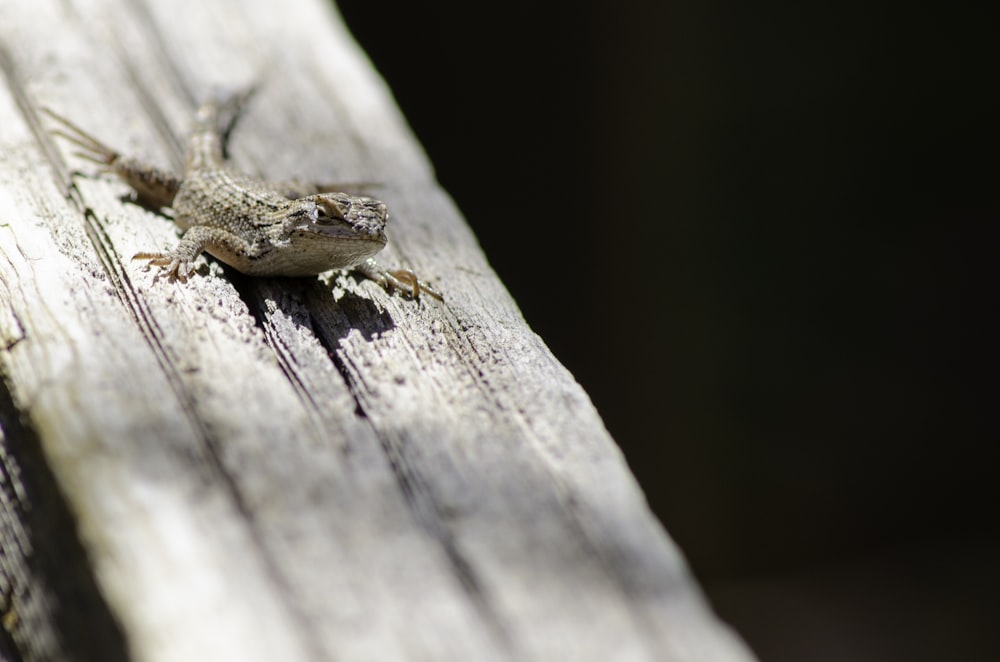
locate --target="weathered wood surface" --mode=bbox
[0,1,756,660]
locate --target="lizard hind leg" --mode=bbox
[42,107,119,168]
[43,108,181,209]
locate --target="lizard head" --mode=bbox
[283,192,389,271]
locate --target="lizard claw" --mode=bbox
[132,252,196,282]
[42,107,119,167]
[384,269,444,301]
[356,258,443,300]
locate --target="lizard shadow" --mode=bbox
[227,268,397,347]
[119,191,177,221]
[308,273,400,344]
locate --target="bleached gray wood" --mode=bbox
[0,1,756,661]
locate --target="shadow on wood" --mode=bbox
[0,1,756,660]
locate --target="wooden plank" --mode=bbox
[0,0,757,660]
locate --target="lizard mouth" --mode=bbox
[348,220,388,243]
[314,193,388,244]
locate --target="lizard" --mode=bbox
[43,92,442,300]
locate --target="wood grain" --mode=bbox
[0,1,756,660]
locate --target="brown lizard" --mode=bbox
[44,92,441,299]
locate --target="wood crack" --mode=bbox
[325,343,521,660]
[0,371,129,662]
[0,44,74,198]
[0,1,757,658]
[4,50,331,657]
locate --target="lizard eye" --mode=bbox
[315,199,347,224]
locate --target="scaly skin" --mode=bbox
[43,95,441,299]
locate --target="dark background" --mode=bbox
[335,2,998,660]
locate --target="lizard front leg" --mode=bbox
[133,226,253,281]
[355,257,443,301]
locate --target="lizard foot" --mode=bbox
[356,258,443,301]
[42,107,119,167]
[132,252,197,282]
